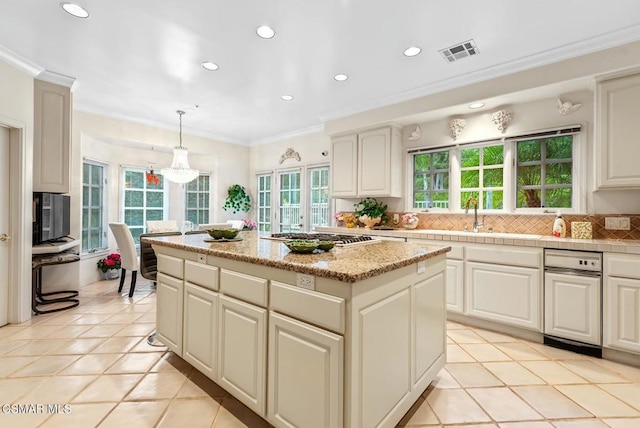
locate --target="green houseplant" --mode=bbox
[223,184,251,213]
[354,197,388,228]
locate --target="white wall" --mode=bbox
[0,59,34,322]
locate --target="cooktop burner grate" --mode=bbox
[268,233,375,245]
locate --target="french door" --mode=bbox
[257,165,330,233]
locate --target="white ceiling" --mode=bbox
[2,0,640,145]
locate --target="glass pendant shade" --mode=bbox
[161,110,199,184]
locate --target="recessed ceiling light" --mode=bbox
[201,61,219,71]
[281,95,294,101]
[256,25,275,39]
[60,2,89,18]
[403,46,421,57]
[334,74,349,82]
[468,102,485,109]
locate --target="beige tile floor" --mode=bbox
[1,280,640,427]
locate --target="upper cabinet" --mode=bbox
[34,79,72,193]
[330,125,402,198]
[595,71,640,189]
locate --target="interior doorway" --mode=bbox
[0,125,9,326]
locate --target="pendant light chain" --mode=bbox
[177,110,185,148]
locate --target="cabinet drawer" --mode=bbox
[220,269,267,307]
[466,245,541,268]
[185,260,219,291]
[605,253,640,279]
[157,253,184,279]
[270,281,345,334]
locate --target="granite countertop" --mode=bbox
[143,231,450,283]
[315,227,640,254]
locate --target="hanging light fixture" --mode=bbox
[161,110,199,184]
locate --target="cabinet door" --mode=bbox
[330,134,358,197]
[358,127,394,196]
[605,276,640,354]
[218,295,267,416]
[267,312,343,428]
[156,273,184,355]
[34,79,71,193]
[465,262,542,331]
[183,282,218,380]
[446,259,464,314]
[544,272,601,345]
[596,72,640,188]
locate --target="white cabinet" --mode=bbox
[330,126,402,198]
[156,272,184,355]
[33,79,72,193]
[267,312,343,428]
[604,253,640,354]
[595,71,640,188]
[183,282,218,380]
[330,134,358,197]
[465,261,542,331]
[218,294,267,416]
[544,272,601,345]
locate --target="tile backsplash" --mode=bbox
[383,213,640,240]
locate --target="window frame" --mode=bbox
[120,166,169,245]
[184,174,211,226]
[405,126,585,214]
[307,165,331,230]
[458,142,506,211]
[81,160,108,254]
[256,172,273,232]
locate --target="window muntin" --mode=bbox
[185,175,210,226]
[82,161,107,253]
[257,174,272,232]
[516,135,572,209]
[122,168,167,244]
[460,144,504,210]
[308,166,330,229]
[412,150,449,209]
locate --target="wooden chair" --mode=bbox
[108,223,140,298]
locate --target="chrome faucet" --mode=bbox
[465,196,484,233]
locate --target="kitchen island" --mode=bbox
[146,231,450,428]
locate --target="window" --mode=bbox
[516,135,573,209]
[82,161,107,253]
[412,150,449,209]
[256,174,272,232]
[460,144,504,210]
[308,166,330,229]
[122,168,167,244]
[185,174,210,226]
[278,170,301,232]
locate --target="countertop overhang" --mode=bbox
[144,231,450,283]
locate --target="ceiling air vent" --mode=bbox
[439,39,479,63]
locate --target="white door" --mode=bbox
[276,169,302,233]
[0,126,9,326]
[307,166,330,230]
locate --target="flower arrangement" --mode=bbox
[401,213,419,224]
[334,212,345,222]
[242,218,257,230]
[97,253,122,272]
[334,212,356,227]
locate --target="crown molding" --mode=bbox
[36,70,77,89]
[248,124,325,146]
[0,43,43,76]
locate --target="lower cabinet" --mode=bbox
[604,252,640,354]
[218,294,267,416]
[267,311,343,428]
[183,282,218,380]
[446,259,464,314]
[156,272,184,355]
[465,261,541,331]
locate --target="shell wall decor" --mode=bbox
[491,110,513,134]
[448,118,466,141]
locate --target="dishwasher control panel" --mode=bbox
[544,249,602,272]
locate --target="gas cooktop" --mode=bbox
[265,233,378,246]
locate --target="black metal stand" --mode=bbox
[32,251,80,315]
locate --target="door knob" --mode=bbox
[0,233,10,242]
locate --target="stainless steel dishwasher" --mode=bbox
[544,249,603,357]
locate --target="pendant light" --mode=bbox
[161,110,199,184]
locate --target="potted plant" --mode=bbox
[354,197,387,228]
[97,253,122,280]
[223,184,251,213]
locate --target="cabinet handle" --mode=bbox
[0,233,10,242]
